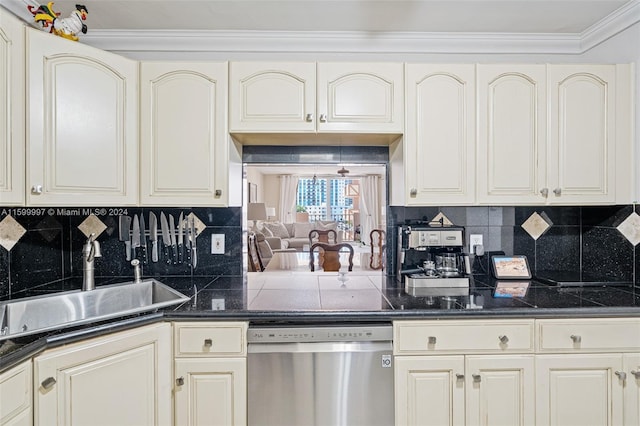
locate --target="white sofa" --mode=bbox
[256,221,342,251]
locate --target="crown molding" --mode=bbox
[580,0,640,51]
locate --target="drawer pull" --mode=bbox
[498,335,509,344]
[427,336,436,345]
[176,376,185,386]
[204,338,213,347]
[615,371,627,381]
[455,373,464,380]
[570,335,581,343]
[305,113,313,122]
[472,374,481,383]
[41,377,56,390]
[630,370,640,379]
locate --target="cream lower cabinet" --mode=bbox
[140,62,229,206]
[0,8,25,206]
[33,323,172,426]
[0,360,32,426]
[394,319,535,426]
[26,28,138,206]
[173,322,248,426]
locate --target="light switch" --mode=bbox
[211,234,225,254]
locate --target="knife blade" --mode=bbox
[132,214,141,260]
[177,212,184,264]
[190,216,197,269]
[139,212,147,263]
[149,212,158,263]
[119,215,132,261]
[168,214,177,265]
[160,212,171,264]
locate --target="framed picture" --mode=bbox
[248,182,257,203]
[493,281,530,298]
[491,255,532,279]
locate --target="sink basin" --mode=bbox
[0,279,189,341]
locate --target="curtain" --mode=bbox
[360,175,380,244]
[278,175,299,223]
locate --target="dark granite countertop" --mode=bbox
[2,273,639,373]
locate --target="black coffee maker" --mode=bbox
[397,224,471,289]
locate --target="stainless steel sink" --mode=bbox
[0,279,189,340]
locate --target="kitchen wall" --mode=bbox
[0,207,243,300]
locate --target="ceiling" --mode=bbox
[6,0,634,34]
[247,164,385,176]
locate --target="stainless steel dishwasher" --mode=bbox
[247,324,394,426]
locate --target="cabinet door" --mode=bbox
[140,62,228,206]
[547,65,616,204]
[535,353,624,426]
[26,29,138,206]
[404,64,475,205]
[395,355,465,426]
[0,9,25,206]
[0,360,32,426]
[466,355,535,426]
[229,62,315,132]
[477,65,546,205]
[317,62,403,133]
[34,323,172,426]
[624,353,640,426]
[174,358,247,426]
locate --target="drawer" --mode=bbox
[0,360,32,424]
[537,318,640,352]
[174,322,248,357]
[393,320,534,355]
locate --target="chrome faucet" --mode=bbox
[82,233,102,291]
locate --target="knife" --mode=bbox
[168,214,178,265]
[139,212,147,263]
[119,215,132,261]
[132,214,141,260]
[190,216,197,269]
[177,212,184,264]
[149,212,158,263]
[160,212,171,264]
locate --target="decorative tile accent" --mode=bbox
[0,215,27,251]
[36,216,61,243]
[430,213,453,226]
[186,213,205,236]
[521,212,552,240]
[78,214,107,238]
[617,212,640,246]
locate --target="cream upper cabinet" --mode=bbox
[477,65,547,204]
[229,62,316,132]
[26,28,138,206]
[404,64,476,205]
[33,323,172,426]
[229,62,403,134]
[546,64,617,204]
[0,9,25,206]
[140,61,228,206]
[316,62,403,133]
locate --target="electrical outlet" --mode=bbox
[469,234,483,254]
[211,234,225,254]
[211,299,225,310]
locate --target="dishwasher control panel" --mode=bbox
[248,325,392,343]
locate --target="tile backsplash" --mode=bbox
[1,204,638,300]
[0,207,243,300]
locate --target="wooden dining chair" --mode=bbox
[309,229,338,245]
[248,232,265,272]
[309,242,354,272]
[369,229,386,270]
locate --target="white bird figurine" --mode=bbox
[28,2,88,42]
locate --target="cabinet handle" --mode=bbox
[409,188,417,197]
[427,336,436,345]
[41,377,56,390]
[615,371,627,381]
[305,113,314,122]
[204,338,213,347]
[553,188,562,196]
[570,334,581,343]
[539,188,548,197]
[472,374,481,383]
[215,189,222,197]
[630,370,640,379]
[31,185,43,195]
[498,335,509,344]
[455,373,464,380]
[176,376,185,386]
[319,114,327,122]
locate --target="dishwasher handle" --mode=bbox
[248,340,392,354]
